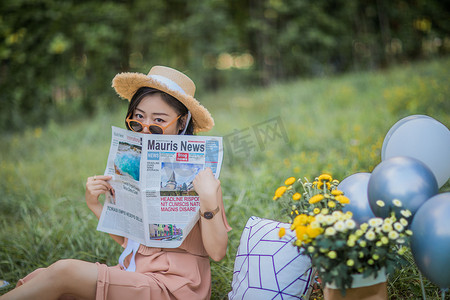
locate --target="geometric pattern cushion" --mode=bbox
[228,216,314,299]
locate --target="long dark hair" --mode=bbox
[125,87,194,135]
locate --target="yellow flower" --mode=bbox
[308,246,315,253]
[334,221,345,232]
[382,223,393,233]
[365,230,376,241]
[315,214,325,223]
[295,226,309,242]
[313,208,320,214]
[355,229,364,237]
[278,227,286,238]
[399,218,408,226]
[369,218,382,227]
[309,194,324,204]
[347,239,356,247]
[328,251,337,259]
[335,195,350,204]
[325,227,336,236]
[292,193,301,201]
[284,177,296,185]
[373,254,380,260]
[360,240,367,247]
[318,174,332,182]
[393,222,404,232]
[306,226,323,238]
[321,208,329,215]
[310,220,319,227]
[381,236,389,244]
[401,210,412,218]
[328,200,336,208]
[392,199,403,207]
[317,181,331,189]
[325,215,336,225]
[295,214,308,225]
[368,259,374,265]
[347,259,355,266]
[331,190,344,196]
[388,231,399,240]
[274,186,287,198]
[345,219,356,230]
[376,200,385,207]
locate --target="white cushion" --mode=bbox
[229,216,314,299]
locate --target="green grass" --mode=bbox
[1,58,449,299]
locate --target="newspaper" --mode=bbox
[97,126,223,248]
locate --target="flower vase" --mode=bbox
[323,268,387,300]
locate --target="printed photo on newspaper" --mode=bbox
[97,126,223,248]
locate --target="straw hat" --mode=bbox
[112,66,214,133]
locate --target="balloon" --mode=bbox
[382,115,450,188]
[411,193,450,288]
[368,156,438,219]
[338,173,375,225]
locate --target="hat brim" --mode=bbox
[112,72,214,133]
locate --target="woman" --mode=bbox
[2,66,231,300]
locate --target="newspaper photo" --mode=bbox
[97,126,223,248]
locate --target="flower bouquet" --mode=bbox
[274,174,412,298]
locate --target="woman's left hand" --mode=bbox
[193,168,228,261]
[193,168,220,206]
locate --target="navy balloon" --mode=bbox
[411,193,450,288]
[368,156,438,219]
[338,173,375,225]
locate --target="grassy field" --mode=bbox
[1,57,449,299]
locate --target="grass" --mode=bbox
[1,57,449,299]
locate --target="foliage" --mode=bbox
[1,59,449,299]
[1,0,450,133]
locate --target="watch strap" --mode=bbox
[199,206,220,219]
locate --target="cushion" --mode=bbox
[229,216,314,299]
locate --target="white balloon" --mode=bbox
[382,115,450,188]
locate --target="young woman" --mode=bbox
[2,66,231,300]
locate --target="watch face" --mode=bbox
[204,212,214,219]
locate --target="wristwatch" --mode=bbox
[199,206,220,219]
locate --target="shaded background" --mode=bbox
[1,0,449,132]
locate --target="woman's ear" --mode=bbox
[178,111,191,135]
[178,114,188,132]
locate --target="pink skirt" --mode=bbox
[17,251,211,300]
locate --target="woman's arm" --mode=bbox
[85,175,124,246]
[193,168,229,261]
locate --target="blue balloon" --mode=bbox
[338,173,375,225]
[368,156,438,219]
[382,115,450,188]
[411,193,450,288]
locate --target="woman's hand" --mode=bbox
[85,175,124,246]
[193,168,229,261]
[193,168,220,209]
[85,175,112,218]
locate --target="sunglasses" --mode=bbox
[126,115,181,134]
